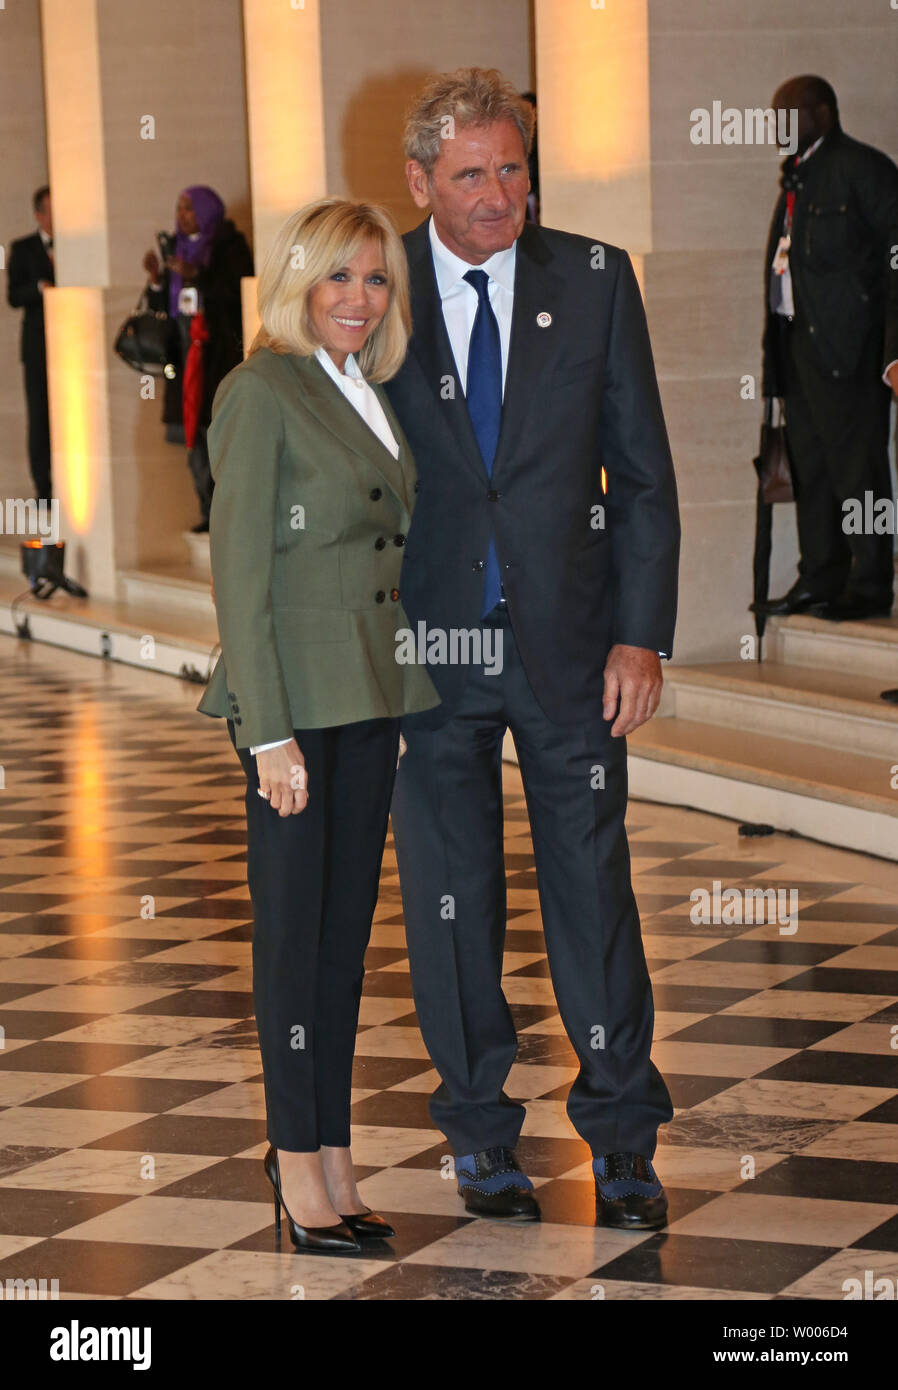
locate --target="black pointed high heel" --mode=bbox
[339,1209,396,1240]
[263,1146,361,1254]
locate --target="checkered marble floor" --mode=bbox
[0,634,896,1302]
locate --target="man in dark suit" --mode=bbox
[7,185,55,501]
[760,76,898,622]
[385,68,680,1230]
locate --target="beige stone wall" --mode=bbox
[648,0,898,252]
[537,0,897,665]
[320,0,533,231]
[645,0,898,662]
[94,0,252,570]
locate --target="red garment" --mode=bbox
[182,311,210,448]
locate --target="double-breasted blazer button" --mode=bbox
[375,590,386,603]
[234,716,242,726]
[472,559,484,570]
[394,534,405,546]
[374,536,386,550]
[390,588,400,602]
[414,481,420,493]
[487,488,500,501]
[370,487,382,501]
[232,704,240,714]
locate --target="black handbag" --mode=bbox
[114,287,175,377]
[753,396,794,504]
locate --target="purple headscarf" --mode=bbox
[169,185,225,316]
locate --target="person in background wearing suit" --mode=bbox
[385,69,680,1230]
[6,186,54,502]
[143,186,253,531]
[520,91,540,224]
[759,76,898,623]
[197,198,439,1254]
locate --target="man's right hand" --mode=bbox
[143,250,160,279]
[256,739,308,817]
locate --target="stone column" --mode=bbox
[40,0,115,595]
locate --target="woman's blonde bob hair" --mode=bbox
[247,198,410,382]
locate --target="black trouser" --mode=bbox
[390,603,673,1159]
[188,425,214,524]
[23,350,52,501]
[780,322,894,603]
[227,715,400,1151]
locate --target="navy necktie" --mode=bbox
[463,268,503,617]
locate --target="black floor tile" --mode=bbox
[742,1154,898,1203]
[590,1233,835,1294]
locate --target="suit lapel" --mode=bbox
[285,352,410,510]
[405,223,488,484]
[492,223,564,478]
[370,380,414,512]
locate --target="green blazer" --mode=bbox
[196,346,440,748]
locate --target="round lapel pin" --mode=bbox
[536,312,552,328]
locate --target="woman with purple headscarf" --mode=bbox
[143,185,253,530]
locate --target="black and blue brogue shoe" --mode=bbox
[593,1152,668,1230]
[455,1146,540,1220]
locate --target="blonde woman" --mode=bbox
[197,199,439,1254]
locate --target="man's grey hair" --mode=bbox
[404,67,535,177]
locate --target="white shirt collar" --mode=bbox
[38,227,52,246]
[796,134,825,164]
[315,345,364,382]
[428,215,517,298]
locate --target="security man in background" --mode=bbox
[7,185,55,502]
[760,76,898,622]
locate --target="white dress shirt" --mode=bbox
[313,345,399,458]
[249,347,399,755]
[38,227,52,291]
[428,215,516,397]
[773,135,824,320]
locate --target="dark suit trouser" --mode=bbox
[390,604,673,1158]
[227,715,400,1151]
[188,425,214,524]
[23,350,52,502]
[781,324,894,603]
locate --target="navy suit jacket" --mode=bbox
[385,219,680,729]
[6,231,54,366]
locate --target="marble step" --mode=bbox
[628,715,897,861]
[663,660,898,759]
[0,570,218,682]
[117,564,214,616]
[183,529,211,575]
[769,610,898,683]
